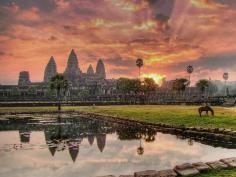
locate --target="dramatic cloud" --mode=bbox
[0,0,236,84]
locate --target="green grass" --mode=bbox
[194,169,236,177]
[1,105,236,130]
[80,105,236,130]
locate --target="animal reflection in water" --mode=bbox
[198,106,214,117]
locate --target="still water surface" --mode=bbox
[0,113,236,177]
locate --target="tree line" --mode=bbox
[49,74,219,110]
[116,77,218,95]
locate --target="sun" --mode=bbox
[141,73,166,86]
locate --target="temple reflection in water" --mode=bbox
[2,113,235,164]
[0,115,157,162]
[1,114,236,177]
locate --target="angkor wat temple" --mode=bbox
[0,49,117,101]
[44,49,107,86]
[0,49,222,103]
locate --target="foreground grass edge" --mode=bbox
[194,169,236,177]
[1,105,236,131]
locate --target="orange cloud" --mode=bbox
[17,7,41,21]
[0,0,236,84]
[191,0,226,10]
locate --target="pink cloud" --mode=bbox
[0,0,236,84]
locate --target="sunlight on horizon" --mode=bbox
[141,73,166,86]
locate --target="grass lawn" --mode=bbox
[1,105,236,130]
[194,169,236,177]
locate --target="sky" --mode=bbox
[0,0,236,85]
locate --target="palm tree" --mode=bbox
[137,139,144,155]
[50,74,69,111]
[186,65,193,86]
[136,58,144,79]
[186,65,193,96]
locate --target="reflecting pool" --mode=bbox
[0,113,236,177]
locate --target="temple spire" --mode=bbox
[66,49,79,70]
[64,49,81,85]
[96,59,106,79]
[44,56,57,83]
[87,64,95,76]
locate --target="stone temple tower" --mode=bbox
[87,64,95,76]
[64,49,81,84]
[18,71,31,86]
[44,56,57,83]
[96,59,106,79]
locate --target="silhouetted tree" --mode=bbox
[50,74,69,111]
[117,78,141,95]
[196,79,209,94]
[172,78,189,93]
[196,79,218,96]
[136,58,144,78]
[142,78,158,94]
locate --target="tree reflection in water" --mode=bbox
[116,125,157,156]
[116,126,156,142]
[0,114,158,161]
[137,139,144,155]
[0,113,235,163]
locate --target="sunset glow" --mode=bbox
[0,0,236,84]
[141,73,166,85]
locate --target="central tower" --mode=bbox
[64,49,81,85]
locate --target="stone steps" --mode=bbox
[97,157,236,177]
